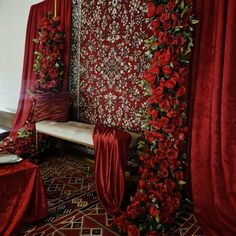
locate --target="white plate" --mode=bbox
[0,154,22,164]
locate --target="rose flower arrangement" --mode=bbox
[0,13,66,157]
[114,0,198,235]
[31,12,65,92]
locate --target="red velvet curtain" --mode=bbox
[190,0,236,235]
[9,0,71,138]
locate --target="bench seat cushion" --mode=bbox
[36,120,140,148]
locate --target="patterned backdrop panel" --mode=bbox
[70,0,150,132]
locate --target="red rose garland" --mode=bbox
[31,12,65,92]
[114,0,197,235]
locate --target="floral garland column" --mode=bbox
[114,0,197,235]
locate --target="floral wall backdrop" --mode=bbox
[69,0,150,132]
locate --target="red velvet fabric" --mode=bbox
[10,0,71,138]
[190,1,236,235]
[93,126,131,217]
[30,92,73,123]
[0,160,48,236]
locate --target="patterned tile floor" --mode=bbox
[20,154,204,236]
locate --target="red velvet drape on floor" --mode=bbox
[9,0,71,138]
[190,1,236,235]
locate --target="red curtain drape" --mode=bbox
[9,0,71,138]
[190,0,236,235]
[93,126,131,217]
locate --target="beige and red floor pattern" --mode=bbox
[20,155,204,236]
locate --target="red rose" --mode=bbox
[152,86,164,98]
[160,13,171,22]
[138,179,145,188]
[155,149,166,159]
[159,78,166,87]
[162,65,172,75]
[179,101,187,110]
[172,117,183,127]
[151,131,165,141]
[149,206,159,217]
[128,224,140,236]
[178,132,185,140]
[154,29,161,37]
[150,64,160,75]
[158,49,171,65]
[138,192,148,202]
[165,77,177,89]
[167,0,177,11]
[170,97,180,106]
[175,171,183,181]
[151,20,160,31]
[176,86,186,96]
[147,2,157,17]
[158,31,169,45]
[159,99,171,111]
[164,178,176,191]
[147,108,159,120]
[143,71,156,84]
[127,206,138,219]
[159,139,172,149]
[180,67,189,78]
[156,4,165,14]
[159,116,169,128]
[167,148,179,160]
[171,71,179,80]
[163,20,172,30]
[167,108,178,118]
[176,35,185,46]
[163,124,175,133]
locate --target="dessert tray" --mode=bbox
[0,153,23,164]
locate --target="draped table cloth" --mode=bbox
[93,126,131,217]
[0,159,48,236]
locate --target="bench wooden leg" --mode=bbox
[36,131,39,154]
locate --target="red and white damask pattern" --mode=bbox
[75,0,150,132]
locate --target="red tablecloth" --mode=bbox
[0,159,48,236]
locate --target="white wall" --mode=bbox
[0,0,42,112]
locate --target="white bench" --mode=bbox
[35,120,140,152]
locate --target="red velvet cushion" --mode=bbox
[30,92,73,123]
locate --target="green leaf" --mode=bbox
[155,214,160,223]
[151,44,158,51]
[178,180,187,185]
[145,50,153,59]
[191,19,199,24]
[181,6,188,18]
[144,36,157,46]
[33,38,39,43]
[17,128,30,138]
[180,0,185,10]
[156,224,162,230]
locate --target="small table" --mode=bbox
[0,158,48,236]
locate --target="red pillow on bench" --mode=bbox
[30,92,73,123]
